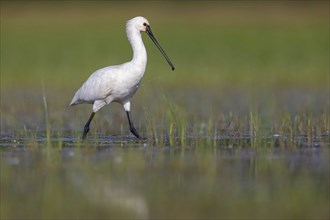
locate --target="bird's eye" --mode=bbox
[143,22,147,26]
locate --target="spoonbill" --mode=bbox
[70,16,174,139]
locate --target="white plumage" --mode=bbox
[70,16,174,139]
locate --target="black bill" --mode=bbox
[146,25,175,71]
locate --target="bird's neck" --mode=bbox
[127,29,147,71]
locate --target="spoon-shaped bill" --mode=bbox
[146,25,175,71]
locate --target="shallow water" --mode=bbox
[1,136,329,219]
[1,87,329,219]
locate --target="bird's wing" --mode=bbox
[70,66,119,105]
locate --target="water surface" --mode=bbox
[1,136,329,219]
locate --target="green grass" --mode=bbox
[1,1,329,142]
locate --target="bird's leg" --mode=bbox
[82,112,95,139]
[126,111,141,139]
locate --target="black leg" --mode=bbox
[126,111,141,139]
[82,112,95,139]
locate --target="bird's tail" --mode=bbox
[69,97,78,106]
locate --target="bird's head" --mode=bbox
[127,16,150,32]
[127,16,175,71]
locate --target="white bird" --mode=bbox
[70,16,174,139]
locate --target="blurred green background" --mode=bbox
[1,1,329,90]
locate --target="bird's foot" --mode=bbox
[130,127,142,140]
